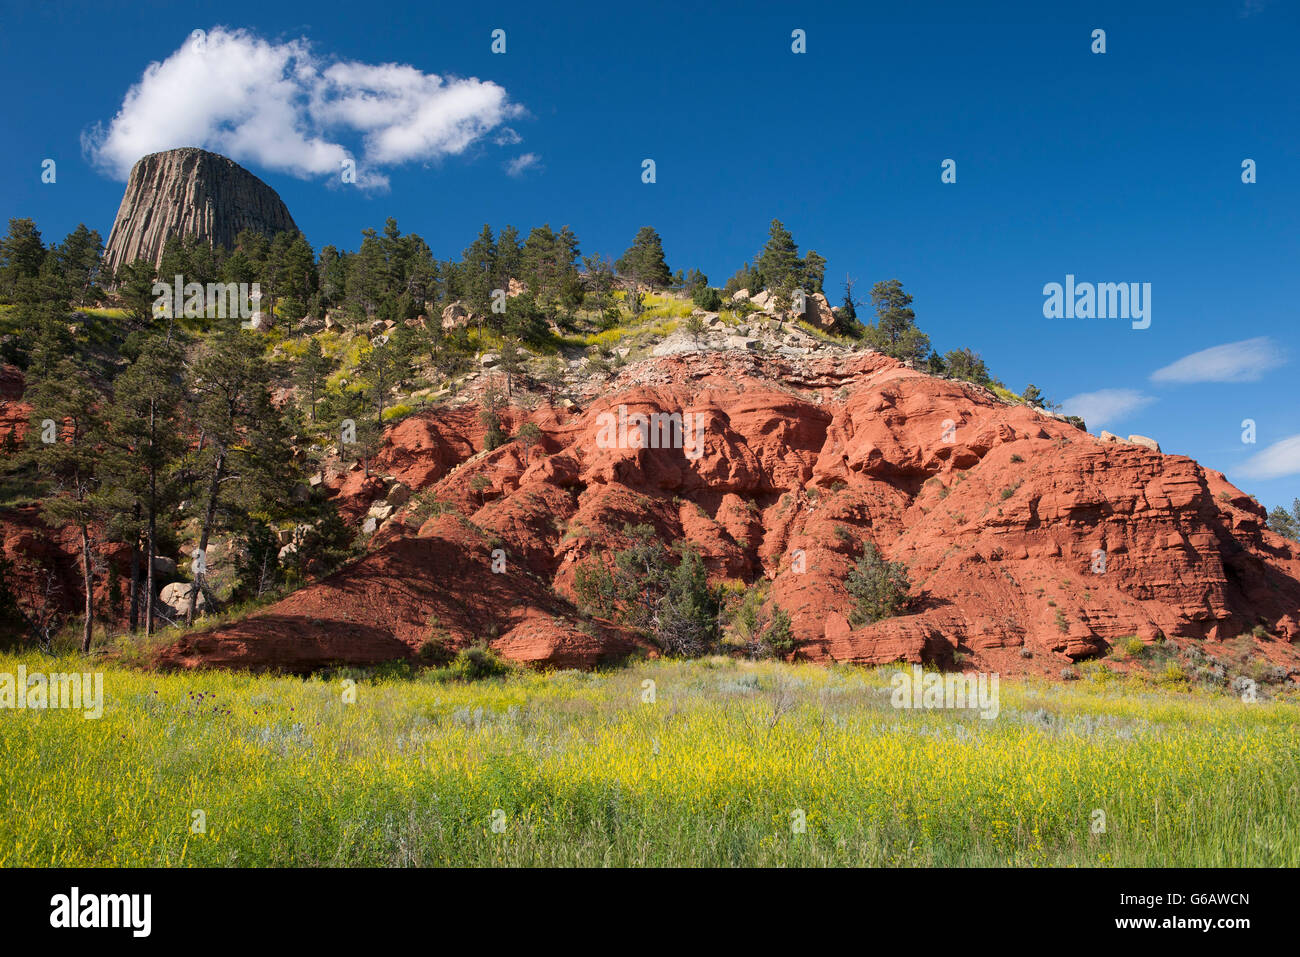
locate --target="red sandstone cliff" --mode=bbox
[156,350,1300,677]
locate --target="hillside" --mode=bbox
[2,199,1299,694]
[159,311,1300,684]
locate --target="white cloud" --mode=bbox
[504,153,541,177]
[1149,337,1285,384]
[83,26,524,190]
[1237,435,1300,480]
[1059,388,1155,427]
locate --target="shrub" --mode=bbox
[573,526,719,657]
[450,644,510,681]
[1159,660,1189,685]
[1115,635,1145,657]
[845,542,911,626]
[421,631,457,660]
[692,286,722,311]
[573,559,617,619]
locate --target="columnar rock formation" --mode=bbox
[102,148,298,276]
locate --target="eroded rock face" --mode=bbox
[160,350,1300,676]
[103,148,298,275]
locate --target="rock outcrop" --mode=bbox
[103,148,298,276]
[158,349,1300,677]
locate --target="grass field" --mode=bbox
[1,652,1296,867]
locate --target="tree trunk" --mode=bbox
[188,447,225,623]
[145,397,158,636]
[145,509,157,636]
[79,524,94,653]
[128,511,141,632]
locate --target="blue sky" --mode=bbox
[2,0,1298,510]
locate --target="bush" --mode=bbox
[573,559,617,619]
[845,542,911,626]
[450,644,510,681]
[1114,635,1145,658]
[728,587,795,659]
[692,286,722,311]
[574,525,719,657]
[418,634,455,665]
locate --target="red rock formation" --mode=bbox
[165,349,1300,676]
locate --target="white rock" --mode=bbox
[1127,434,1161,453]
[159,581,205,616]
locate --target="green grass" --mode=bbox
[1,653,1296,866]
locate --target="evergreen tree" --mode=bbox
[521,224,581,318]
[104,334,185,634]
[1267,499,1300,541]
[295,337,334,423]
[51,224,105,307]
[756,219,803,295]
[839,276,858,322]
[845,542,911,626]
[942,347,991,385]
[615,226,671,288]
[802,250,826,295]
[0,218,47,300]
[863,279,930,364]
[184,328,281,622]
[25,357,105,650]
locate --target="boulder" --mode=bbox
[804,291,837,329]
[159,581,205,617]
[441,301,472,331]
[1128,434,1161,453]
[385,482,411,507]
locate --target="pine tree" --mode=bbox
[615,226,671,288]
[184,328,278,622]
[943,347,991,385]
[104,334,185,634]
[802,250,826,295]
[863,279,930,364]
[25,357,105,651]
[295,337,333,423]
[0,218,47,300]
[52,224,105,307]
[756,219,803,295]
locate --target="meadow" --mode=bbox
[1,652,1296,867]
